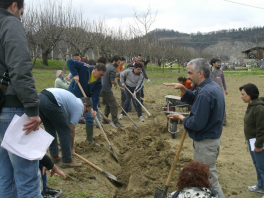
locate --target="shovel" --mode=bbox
[77,82,119,162]
[97,109,117,129]
[144,85,155,109]
[154,129,187,198]
[73,153,122,187]
[116,101,139,129]
[125,86,151,116]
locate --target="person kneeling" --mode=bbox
[168,161,218,198]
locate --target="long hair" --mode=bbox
[177,162,211,190]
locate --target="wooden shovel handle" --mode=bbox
[143,85,151,100]
[165,129,187,186]
[125,86,151,116]
[73,153,103,172]
[77,82,111,145]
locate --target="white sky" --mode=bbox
[25,0,264,34]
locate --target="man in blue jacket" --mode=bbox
[67,60,106,144]
[164,58,225,198]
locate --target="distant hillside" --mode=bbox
[149,27,264,49]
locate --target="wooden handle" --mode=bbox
[165,129,187,186]
[77,82,111,145]
[144,85,151,100]
[116,101,137,127]
[77,82,87,97]
[73,153,103,172]
[125,87,151,116]
[97,109,109,121]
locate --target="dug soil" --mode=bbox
[51,75,264,198]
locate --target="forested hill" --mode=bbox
[149,27,264,49]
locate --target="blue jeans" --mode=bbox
[248,141,264,189]
[122,85,142,118]
[84,110,101,126]
[0,107,41,198]
[39,93,72,162]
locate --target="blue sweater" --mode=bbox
[182,78,225,141]
[67,59,102,111]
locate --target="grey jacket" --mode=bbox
[120,68,144,93]
[209,68,227,91]
[102,63,116,92]
[0,8,39,116]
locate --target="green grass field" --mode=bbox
[32,59,263,94]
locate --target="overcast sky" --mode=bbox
[26,0,264,34]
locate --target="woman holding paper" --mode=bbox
[240,83,264,196]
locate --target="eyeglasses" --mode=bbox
[99,73,104,77]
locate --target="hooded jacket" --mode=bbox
[244,97,264,148]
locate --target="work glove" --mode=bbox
[147,79,151,83]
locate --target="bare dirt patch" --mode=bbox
[50,75,264,198]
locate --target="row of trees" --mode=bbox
[22,0,198,71]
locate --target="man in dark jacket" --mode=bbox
[0,1,41,197]
[164,58,225,198]
[101,55,124,127]
[67,59,106,144]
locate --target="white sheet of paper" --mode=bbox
[1,114,54,160]
[249,138,264,151]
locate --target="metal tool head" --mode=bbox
[109,121,117,129]
[154,186,167,198]
[102,171,123,187]
[109,145,118,162]
[151,103,155,109]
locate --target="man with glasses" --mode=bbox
[67,60,106,145]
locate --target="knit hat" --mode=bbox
[56,70,63,78]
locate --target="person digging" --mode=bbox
[39,88,92,168]
[119,62,145,122]
[67,59,106,145]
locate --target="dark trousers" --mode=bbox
[122,85,142,117]
[39,93,72,163]
[101,91,118,123]
[141,87,144,104]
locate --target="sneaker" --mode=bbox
[50,156,61,163]
[114,122,124,127]
[59,160,82,168]
[43,188,62,197]
[85,140,100,147]
[248,185,264,194]
[119,113,124,120]
[138,116,145,122]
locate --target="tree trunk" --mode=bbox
[163,62,165,73]
[178,61,180,73]
[42,52,49,66]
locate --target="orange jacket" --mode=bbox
[180,80,193,97]
[116,64,125,80]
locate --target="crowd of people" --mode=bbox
[0,1,264,198]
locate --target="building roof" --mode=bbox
[242,46,264,53]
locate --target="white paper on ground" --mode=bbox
[1,114,54,160]
[249,138,264,151]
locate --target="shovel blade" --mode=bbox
[109,121,117,129]
[109,145,118,162]
[102,170,122,187]
[154,186,167,198]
